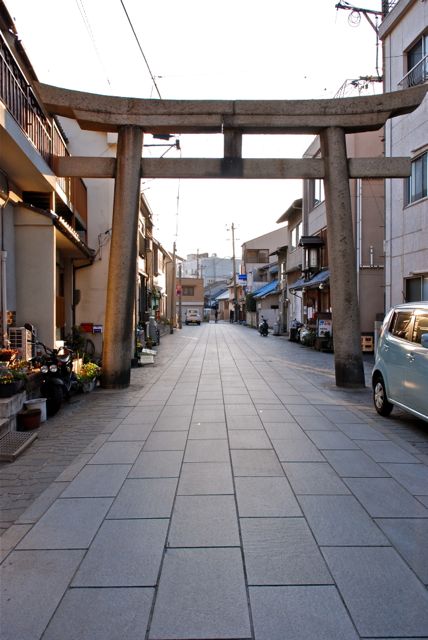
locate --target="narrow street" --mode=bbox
[1,322,428,640]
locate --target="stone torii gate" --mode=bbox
[35,82,427,389]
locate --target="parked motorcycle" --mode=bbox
[25,324,80,417]
[259,317,269,337]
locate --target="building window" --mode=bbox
[182,286,195,296]
[244,249,269,263]
[314,179,325,206]
[291,222,302,250]
[405,34,428,87]
[407,152,427,204]
[406,275,428,302]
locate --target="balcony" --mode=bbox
[0,31,87,228]
[398,55,428,89]
[382,0,399,16]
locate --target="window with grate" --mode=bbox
[406,152,427,204]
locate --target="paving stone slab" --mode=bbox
[241,517,332,585]
[184,438,229,462]
[376,518,428,583]
[235,476,301,517]
[286,405,324,417]
[121,409,162,424]
[229,430,272,449]
[154,415,191,430]
[282,462,350,495]
[263,422,302,439]
[188,422,228,439]
[321,546,428,637]
[299,495,388,546]
[107,478,177,518]
[168,495,240,547]
[160,405,193,417]
[60,464,130,498]
[257,408,295,423]
[322,449,389,477]
[129,450,183,478]
[192,405,226,422]
[226,415,263,429]
[224,394,252,404]
[89,442,143,464]
[178,462,234,495]
[225,405,258,417]
[306,430,359,450]
[295,415,337,431]
[272,437,325,462]
[72,519,168,587]
[0,549,84,640]
[17,497,113,549]
[149,548,251,639]
[143,431,188,451]
[250,585,359,640]
[43,587,154,640]
[357,439,420,463]
[343,477,428,517]
[231,449,284,476]
[108,423,153,441]
[335,422,388,440]
[0,524,32,563]
[380,462,428,495]
[15,481,68,524]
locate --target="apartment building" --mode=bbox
[379,0,428,307]
[0,2,173,355]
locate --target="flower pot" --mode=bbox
[82,379,96,393]
[0,380,24,397]
[17,408,41,431]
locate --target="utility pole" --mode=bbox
[170,241,176,334]
[230,223,238,323]
[178,262,182,329]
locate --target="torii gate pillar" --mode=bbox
[321,126,365,387]
[101,126,143,388]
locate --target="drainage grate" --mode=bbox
[0,431,38,462]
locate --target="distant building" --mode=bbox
[182,253,240,286]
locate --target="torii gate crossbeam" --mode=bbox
[34,82,427,388]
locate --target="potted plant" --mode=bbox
[77,362,101,392]
[0,366,25,397]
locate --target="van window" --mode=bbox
[389,311,413,340]
[411,312,428,344]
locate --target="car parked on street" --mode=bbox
[372,301,428,422]
[185,309,201,325]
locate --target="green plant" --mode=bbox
[77,362,101,382]
[0,368,14,385]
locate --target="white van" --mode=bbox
[185,309,201,325]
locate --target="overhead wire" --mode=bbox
[74,0,111,86]
[119,0,162,99]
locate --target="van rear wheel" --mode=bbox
[373,375,393,417]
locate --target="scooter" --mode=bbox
[25,324,80,417]
[258,317,269,337]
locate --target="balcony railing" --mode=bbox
[382,0,399,16]
[0,31,87,227]
[398,55,428,89]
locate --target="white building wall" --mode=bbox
[380,0,428,308]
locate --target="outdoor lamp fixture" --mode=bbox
[302,287,307,293]
[319,283,325,290]
[0,170,9,207]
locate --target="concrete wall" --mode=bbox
[14,206,56,344]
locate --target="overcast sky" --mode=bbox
[5,0,380,257]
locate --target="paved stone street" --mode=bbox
[1,322,428,640]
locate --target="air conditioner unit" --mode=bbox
[8,327,33,361]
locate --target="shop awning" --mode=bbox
[289,269,330,292]
[253,279,279,299]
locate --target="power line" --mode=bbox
[74,0,111,86]
[119,0,162,99]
